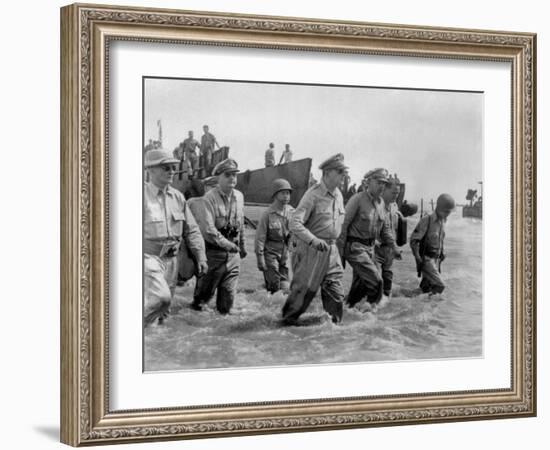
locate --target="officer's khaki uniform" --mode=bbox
[193,187,245,313]
[375,202,402,296]
[144,182,206,325]
[337,191,396,306]
[410,212,446,294]
[282,181,345,323]
[182,137,200,171]
[255,204,294,293]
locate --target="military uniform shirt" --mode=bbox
[143,182,206,261]
[385,202,401,238]
[201,132,217,151]
[183,137,200,153]
[198,187,245,251]
[338,191,395,248]
[255,204,295,257]
[290,181,345,243]
[410,212,445,256]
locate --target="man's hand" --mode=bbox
[197,261,208,276]
[393,248,403,260]
[257,259,267,272]
[228,243,239,253]
[310,238,329,252]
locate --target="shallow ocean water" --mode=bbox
[144,208,482,371]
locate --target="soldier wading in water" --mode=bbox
[191,158,247,314]
[281,153,347,325]
[254,178,295,294]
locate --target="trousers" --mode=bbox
[263,242,290,293]
[345,241,383,306]
[193,248,240,314]
[375,244,395,296]
[420,256,445,294]
[144,254,178,326]
[282,240,344,323]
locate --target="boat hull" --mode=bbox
[237,158,312,207]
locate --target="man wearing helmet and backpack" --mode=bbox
[254,179,295,294]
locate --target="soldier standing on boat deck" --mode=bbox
[182,130,201,173]
[143,148,207,326]
[265,142,276,167]
[410,193,455,294]
[281,153,347,325]
[278,144,293,164]
[191,159,247,314]
[200,125,220,174]
[375,176,404,297]
[337,168,401,311]
[255,178,295,294]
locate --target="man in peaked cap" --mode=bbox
[143,148,207,326]
[281,153,348,325]
[374,175,404,297]
[337,167,401,312]
[255,178,295,294]
[191,158,247,314]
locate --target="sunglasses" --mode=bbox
[160,165,178,172]
[223,171,238,178]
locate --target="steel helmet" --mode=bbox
[436,193,456,211]
[272,178,293,197]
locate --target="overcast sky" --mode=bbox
[144,78,483,204]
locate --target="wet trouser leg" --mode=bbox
[282,242,343,323]
[345,241,383,306]
[320,248,344,323]
[194,249,241,314]
[375,245,395,297]
[420,257,445,294]
[263,244,289,293]
[216,252,240,314]
[144,254,178,326]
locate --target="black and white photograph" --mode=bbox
[142,77,483,372]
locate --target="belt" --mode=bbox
[320,238,336,245]
[424,250,441,258]
[205,241,239,252]
[144,239,180,257]
[347,236,375,246]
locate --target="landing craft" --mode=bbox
[144,135,417,217]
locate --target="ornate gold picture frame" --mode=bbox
[60,3,536,446]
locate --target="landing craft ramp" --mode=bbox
[237,158,312,208]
